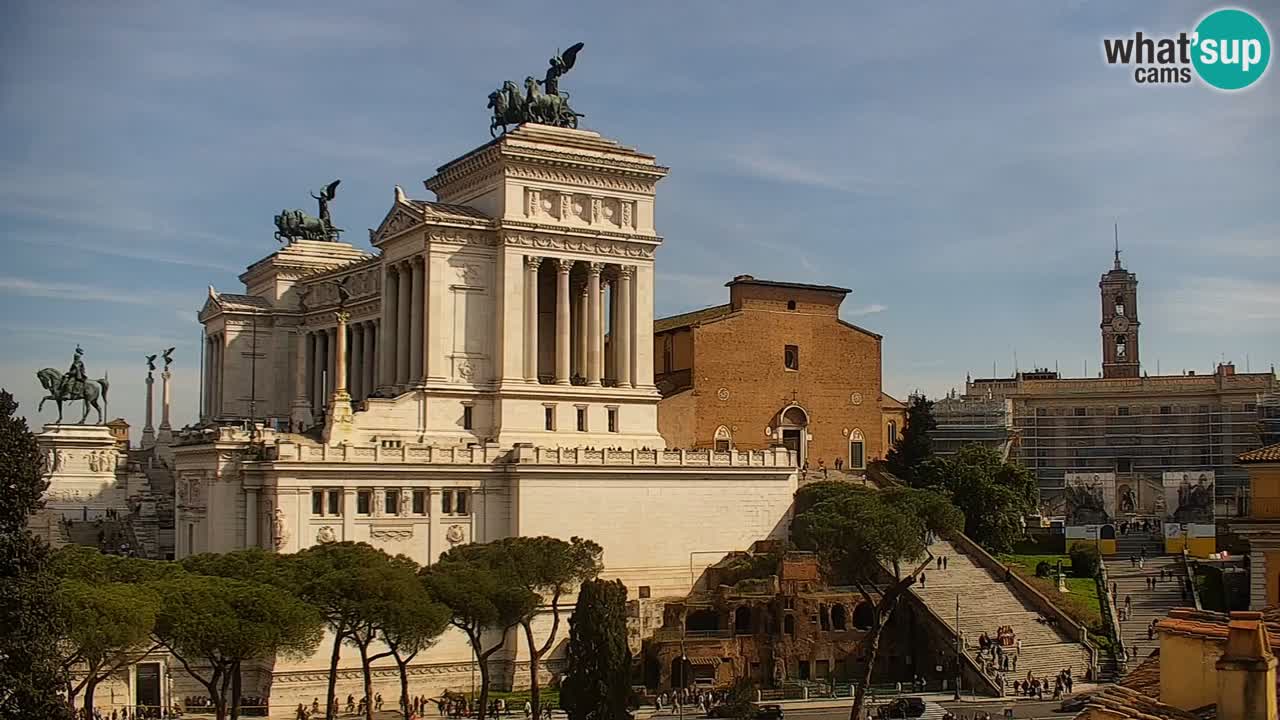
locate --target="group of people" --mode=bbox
[653,687,730,715]
[1008,667,1073,700]
[76,708,177,720]
[1119,519,1158,536]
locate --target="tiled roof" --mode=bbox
[725,275,852,294]
[654,304,732,333]
[216,293,272,310]
[1076,685,1206,720]
[1118,650,1161,697]
[880,392,906,410]
[408,200,492,222]
[1157,607,1280,645]
[1239,442,1280,463]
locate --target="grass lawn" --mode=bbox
[997,545,1114,655]
[486,688,561,707]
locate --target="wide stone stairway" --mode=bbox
[1109,532,1185,667]
[911,538,1093,693]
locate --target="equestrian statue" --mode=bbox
[36,345,110,424]
[488,43,585,136]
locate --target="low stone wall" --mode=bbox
[902,588,1002,696]
[1096,555,1126,668]
[943,530,1097,674]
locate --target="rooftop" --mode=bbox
[725,274,852,295]
[1239,442,1280,464]
[654,304,731,333]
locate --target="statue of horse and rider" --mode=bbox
[36,345,110,424]
[488,43,586,137]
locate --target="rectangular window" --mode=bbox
[544,405,555,431]
[312,490,324,515]
[384,489,399,516]
[356,490,371,515]
[1161,405,1172,415]
[715,439,731,451]
[638,586,652,599]
[784,344,800,371]
[607,407,618,433]
[442,490,454,515]
[456,490,469,515]
[1036,408,1047,417]
[1117,406,1129,416]
[1246,402,1258,413]
[327,490,341,516]
[576,406,587,432]
[462,405,473,430]
[1117,458,1131,472]
[412,490,426,515]
[1074,407,1086,417]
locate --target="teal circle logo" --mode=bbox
[1192,8,1271,90]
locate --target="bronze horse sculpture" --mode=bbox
[36,368,110,424]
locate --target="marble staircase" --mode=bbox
[911,538,1093,692]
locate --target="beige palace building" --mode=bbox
[168,125,799,711]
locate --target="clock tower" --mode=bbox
[1100,238,1140,379]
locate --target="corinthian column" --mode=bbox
[323,311,355,446]
[586,262,603,387]
[523,256,540,382]
[555,258,573,385]
[396,261,412,385]
[350,323,364,402]
[617,265,634,388]
[364,321,377,399]
[410,257,425,382]
[142,371,156,448]
[381,266,399,389]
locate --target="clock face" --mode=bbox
[1111,316,1129,332]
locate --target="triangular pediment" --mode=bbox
[370,202,425,246]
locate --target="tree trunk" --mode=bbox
[217,667,232,720]
[326,630,344,720]
[359,642,376,720]
[849,616,883,720]
[523,622,543,720]
[397,657,413,719]
[231,660,243,720]
[477,655,492,720]
[83,677,97,718]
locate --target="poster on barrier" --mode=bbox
[1064,472,1115,525]
[1162,471,1215,523]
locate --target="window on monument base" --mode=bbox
[312,490,324,515]
[357,490,371,515]
[327,490,341,516]
[576,406,587,432]
[412,490,426,515]
[607,407,618,433]
[442,490,454,515]
[544,405,556,431]
[462,405,473,431]
[456,490,469,515]
[384,489,399,515]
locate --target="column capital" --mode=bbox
[556,258,575,273]
[525,255,543,270]
[587,261,604,277]
[334,311,351,325]
[619,264,636,279]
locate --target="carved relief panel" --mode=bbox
[523,188,635,230]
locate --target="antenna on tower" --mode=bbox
[1114,222,1122,270]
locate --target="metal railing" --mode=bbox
[1181,549,1203,611]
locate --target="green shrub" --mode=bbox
[1069,545,1101,579]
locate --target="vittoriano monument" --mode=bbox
[274,179,342,243]
[36,345,111,424]
[488,42,585,136]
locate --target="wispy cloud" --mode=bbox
[0,278,187,307]
[726,149,901,195]
[1150,277,1280,335]
[845,304,887,317]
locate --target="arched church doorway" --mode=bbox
[778,405,809,467]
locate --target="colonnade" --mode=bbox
[380,256,426,388]
[300,319,379,415]
[202,332,224,420]
[524,256,637,387]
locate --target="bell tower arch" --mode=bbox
[1100,231,1140,379]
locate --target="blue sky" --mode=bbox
[1,1,1277,436]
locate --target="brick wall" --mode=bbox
[657,291,883,468]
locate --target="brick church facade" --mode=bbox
[653,275,889,472]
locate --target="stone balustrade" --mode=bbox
[260,440,796,468]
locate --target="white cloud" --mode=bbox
[1150,277,1280,335]
[0,277,188,307]
[845,304,887,317]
